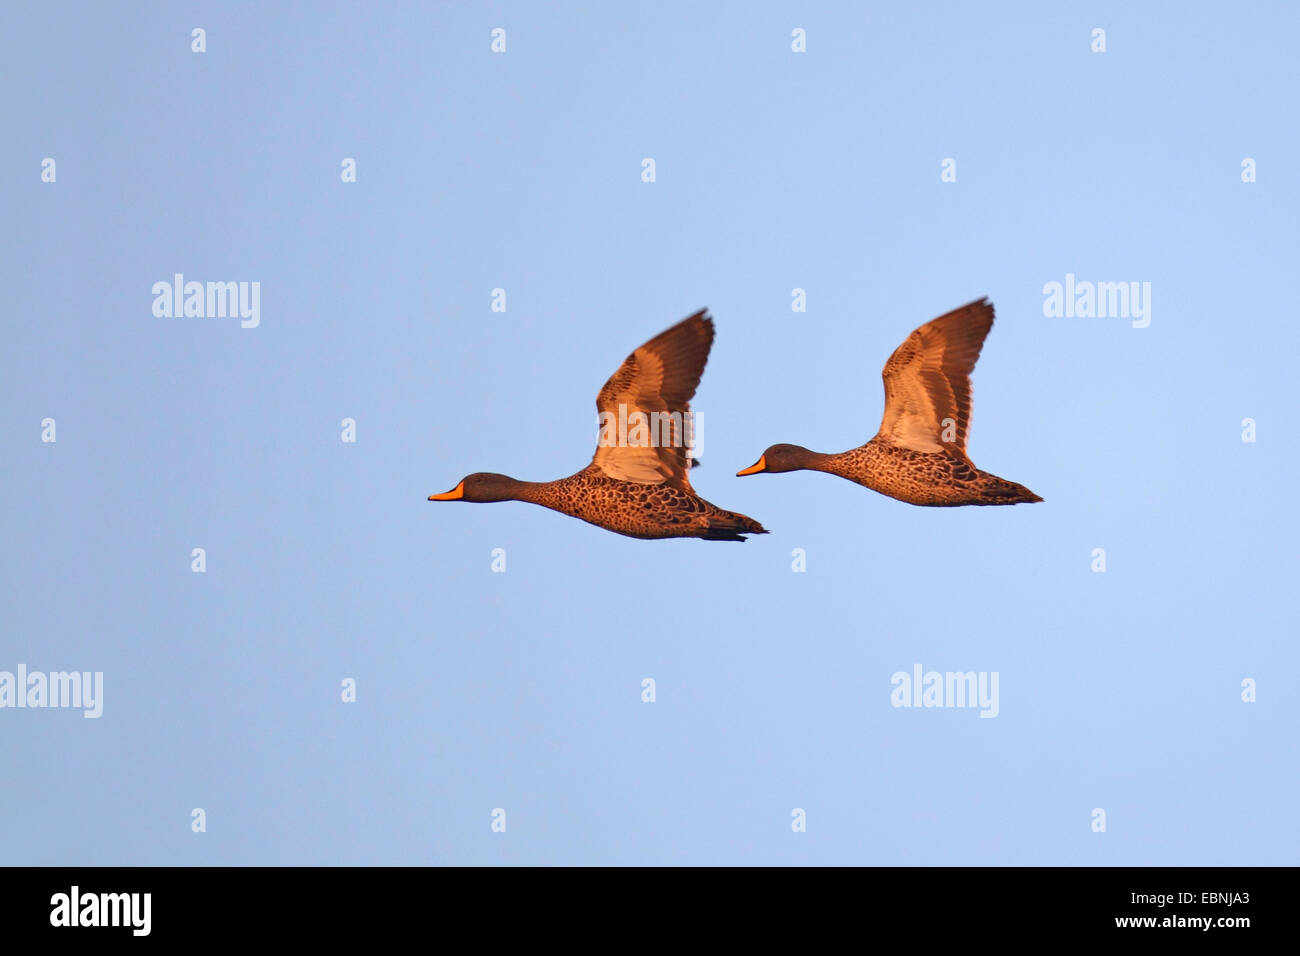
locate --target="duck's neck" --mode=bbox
[497,477,549,504]
[791,448,839,473]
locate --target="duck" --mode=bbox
[429,311,769,540]
[736,298,1042,506]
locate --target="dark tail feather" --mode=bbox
[702,511,769,541]
[975,474,1043,505]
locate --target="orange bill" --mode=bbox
[428,481,465,501]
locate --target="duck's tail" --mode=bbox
[973,472,1043,505]
[702,510,769,541]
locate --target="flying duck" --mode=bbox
[737,298,1042,506]
[430,311,769,540]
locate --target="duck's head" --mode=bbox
[736,444,817,476]
[428,473,522,503]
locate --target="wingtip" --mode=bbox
[955,295,993,313]
[674,308,713,337]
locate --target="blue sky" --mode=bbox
[2,1,1296,865]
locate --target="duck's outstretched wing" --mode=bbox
[591,311,713,489]
[876,298,994,459]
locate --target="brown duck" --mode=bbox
[737,298,1042,506]
[429,311,768,540]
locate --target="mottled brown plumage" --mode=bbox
[738,298,1042,506]
[430,311,768,540]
